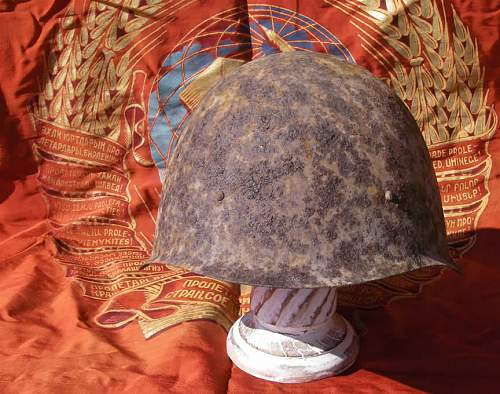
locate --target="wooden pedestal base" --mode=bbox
[227,287,359,383]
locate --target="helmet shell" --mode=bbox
[151,51,455,288]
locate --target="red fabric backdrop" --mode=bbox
[0,0,499,392]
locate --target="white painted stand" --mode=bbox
[227,287,359,383]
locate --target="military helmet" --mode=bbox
[151,51,456,288]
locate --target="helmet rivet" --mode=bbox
[385,190,401,204]
[216,191,225,201]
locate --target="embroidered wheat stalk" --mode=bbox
[351,0,497,145]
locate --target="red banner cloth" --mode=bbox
[0,0,499,392]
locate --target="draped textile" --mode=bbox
[0,0,498,392]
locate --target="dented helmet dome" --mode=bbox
[151,51,456,288]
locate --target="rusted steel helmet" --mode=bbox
[151,51,456,288]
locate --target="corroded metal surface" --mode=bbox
[151,51,455,288]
